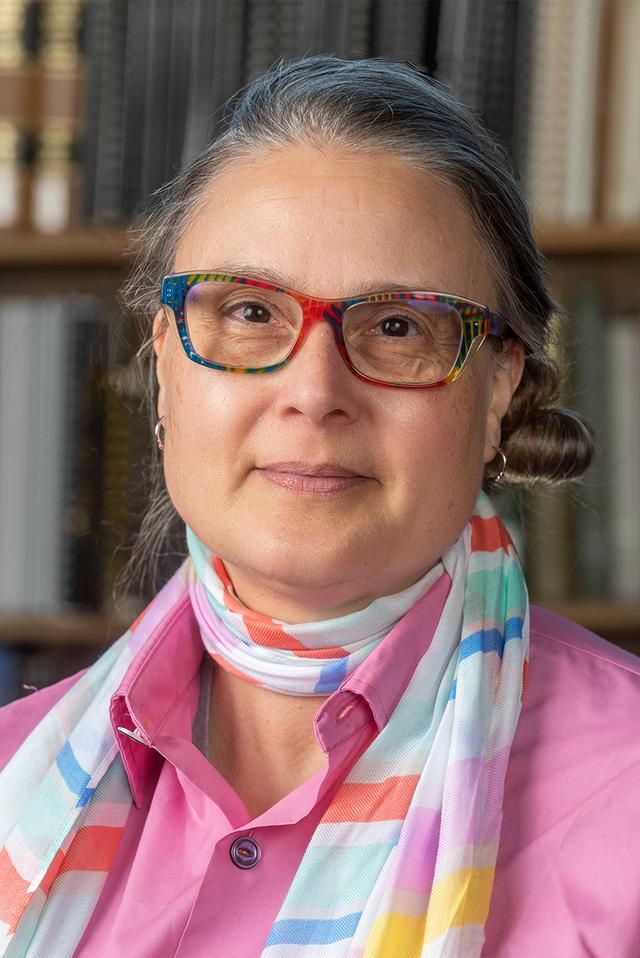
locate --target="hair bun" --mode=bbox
[484,355,596,491]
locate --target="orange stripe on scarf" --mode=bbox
[213,556,350,658]
[321,775,420,823]
[470,513,514,554]
[59,825,125,874]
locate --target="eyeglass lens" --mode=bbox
[184,280,464,384]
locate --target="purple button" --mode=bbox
[230,836,261,869]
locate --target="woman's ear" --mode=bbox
[152,308,170,419]
[483,339,526,463]
[152,308,169,360]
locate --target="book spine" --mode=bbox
[61,294,109,610]
[28,297,68,608]
[370,0,428,64]
[31,0,84,232]
[181,0,245,165]
[0,299,32,610]
[525,0,574,225]
[605,313,640,599]
[521,299,578,601]
[601,0,640,221]
[82,0,127,224]
[564,278,610,598]
[0,0,37,230]
[562,0,602,223]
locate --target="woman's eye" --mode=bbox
[373,316,421,337]
[228,301,274,324]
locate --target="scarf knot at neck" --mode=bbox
[186,525,446,697]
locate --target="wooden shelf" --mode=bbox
[0,612,130,647]
[0,229,133,268]
[0,222,639,269]
[531,598,640,637]
[534,222,640,256]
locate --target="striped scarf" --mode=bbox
[187,524,449,695]
[0,489,529,957]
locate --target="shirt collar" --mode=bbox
[110,569,451,808]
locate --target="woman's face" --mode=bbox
[153,144,525,622]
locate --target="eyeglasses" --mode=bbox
[160,271,513,388]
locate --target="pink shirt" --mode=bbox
[2,572,640,957]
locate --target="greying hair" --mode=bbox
[114,54,595,601]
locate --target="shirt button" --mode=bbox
[229,836,261,869]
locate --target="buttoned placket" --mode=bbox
[109,631,380,958]
[153,693,378,956]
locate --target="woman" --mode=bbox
[1,56,639,958]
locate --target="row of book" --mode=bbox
[504,283,640,603]
[0,0,84,232]
[523,0,640,224]
[0,0,638,235]
[0,293,149,617]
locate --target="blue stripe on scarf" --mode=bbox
[264,911,362,946]
[459,616,524,662]
[56,742,94,806]
[314,656,349,694]
[449,616,524,700]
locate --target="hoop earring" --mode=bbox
[486,447,507,482]
[155,416,166,452]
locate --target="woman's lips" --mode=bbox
[256,460,369,495]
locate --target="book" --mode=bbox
[525,0,575,225]
[137,0,173,209]
[30,0,84,233]
[119,0,150,221]
[562,0,602,223]
[0,297,68,612]
[563,278,610,598]
[61,294,110,610]
[0,294,109,613]
[520,305,578,601]
[0,0,37,230]
[370,0,428,65]
[81,0,127,224]
[181,0,245,163]
[601,0,640,221]
[605,313,640,599]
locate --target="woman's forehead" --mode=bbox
[174,145,497,304]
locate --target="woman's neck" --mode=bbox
[207,664,329,818]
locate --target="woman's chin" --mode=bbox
[223,550,374,616]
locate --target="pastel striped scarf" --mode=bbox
[0,489,529,956]
[187,524,448,696]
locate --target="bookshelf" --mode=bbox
[0,222,638,658]
[0,0,638,698]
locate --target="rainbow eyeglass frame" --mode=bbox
[160,271,514,389]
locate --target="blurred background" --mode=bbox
[0,0,638,704]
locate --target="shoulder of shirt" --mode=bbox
[530,603,640,679]
[0,667,89,773]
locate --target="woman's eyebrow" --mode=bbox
[213,263,432,295]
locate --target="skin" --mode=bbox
[152,144,525,817]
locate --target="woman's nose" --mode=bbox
[274,320,360,423]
